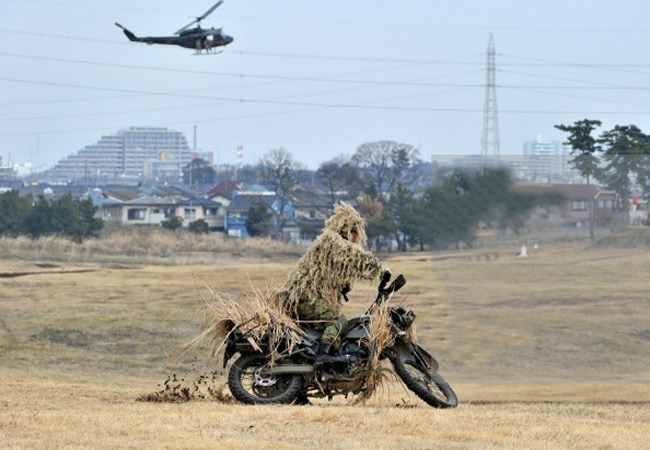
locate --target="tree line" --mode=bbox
[0,191,103,243]
[250,121,650,248]
[555,120,650,240]
[250,140,561,250]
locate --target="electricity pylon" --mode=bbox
[481,33,500,168]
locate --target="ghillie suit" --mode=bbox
[276,202,383,346]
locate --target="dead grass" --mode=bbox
[1,238,650,448]
[0,225,304,265]
[188,281,305,363]
[1,379,648,450]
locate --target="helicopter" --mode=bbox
[115,1,233,54]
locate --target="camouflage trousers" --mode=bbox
[296,298,340,344]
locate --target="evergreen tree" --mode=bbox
[0,190,33,237]
[245,202,272,237]
[24,193,103,243]
[597,125,650,216]
[183,158,217,187]
[555,119,602,240]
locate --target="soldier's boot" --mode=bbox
[313,341,336,367]
[293,391,312,405]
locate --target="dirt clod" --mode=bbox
[136,371,236,404]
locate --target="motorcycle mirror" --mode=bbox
[387,274,407,293]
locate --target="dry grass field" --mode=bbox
[1,230,649,449]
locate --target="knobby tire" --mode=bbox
[391,355,458,408]
[228,353,303,405]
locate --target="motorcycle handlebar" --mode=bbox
[366,273,406,314]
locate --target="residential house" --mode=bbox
[516,183,624,230]
[120,195,178,226]
[94,189,141,223]
[176,197,224,231]
[93,189,180,226]
[205,180,242,208]
[289,186,333,241]
[225,193,296,239]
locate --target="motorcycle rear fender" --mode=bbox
[223,330,264,368]
[223,345,234,368]
[223,332,240,368]
[391,339,439,372]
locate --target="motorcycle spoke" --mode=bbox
[235,360,297,400]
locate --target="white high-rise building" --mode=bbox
[521,135,573,181]
[49,127,191,182]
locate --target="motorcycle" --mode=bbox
[223,271,458,408]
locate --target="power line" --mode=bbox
[0,74,648,129]
[0,52,485,88]
[2,52,650,91]
[499,52,650,70]
[497,69,643,89]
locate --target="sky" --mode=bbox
[1,0,649,170]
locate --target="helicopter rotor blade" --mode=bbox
[175,1,224,35]
[175,20,198,35]
[198,1,224,21]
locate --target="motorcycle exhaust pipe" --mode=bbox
[268,365,315,375]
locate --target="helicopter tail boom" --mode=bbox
[115,23,139,42]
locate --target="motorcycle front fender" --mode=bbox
[390,338,439,372]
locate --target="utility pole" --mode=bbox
[481,33,500,168]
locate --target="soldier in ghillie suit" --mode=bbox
[277,202,384,366]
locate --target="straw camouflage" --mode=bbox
[277,202,383,344]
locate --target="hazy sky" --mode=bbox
[1,0,649,170]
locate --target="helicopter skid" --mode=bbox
[193,49,223,55]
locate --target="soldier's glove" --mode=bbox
[340,283,351,302]
[382,269,392,283]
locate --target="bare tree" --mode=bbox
[316,155,363,204]
[258,148,304,239]
[351,140,420,202]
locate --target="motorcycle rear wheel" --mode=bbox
[392,355,458,408]
[228,353,303,405]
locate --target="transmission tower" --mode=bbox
[481,33,500,167]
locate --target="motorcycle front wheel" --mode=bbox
[228,353,303,405]
[392,355,458,408]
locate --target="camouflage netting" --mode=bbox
[277,202,384,314]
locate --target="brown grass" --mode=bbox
[1,379,648,450]
[0,224,304,265]
[1,236,650,448]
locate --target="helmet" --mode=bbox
[324,202,367,245]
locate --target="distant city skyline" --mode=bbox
[2,1,649,170]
